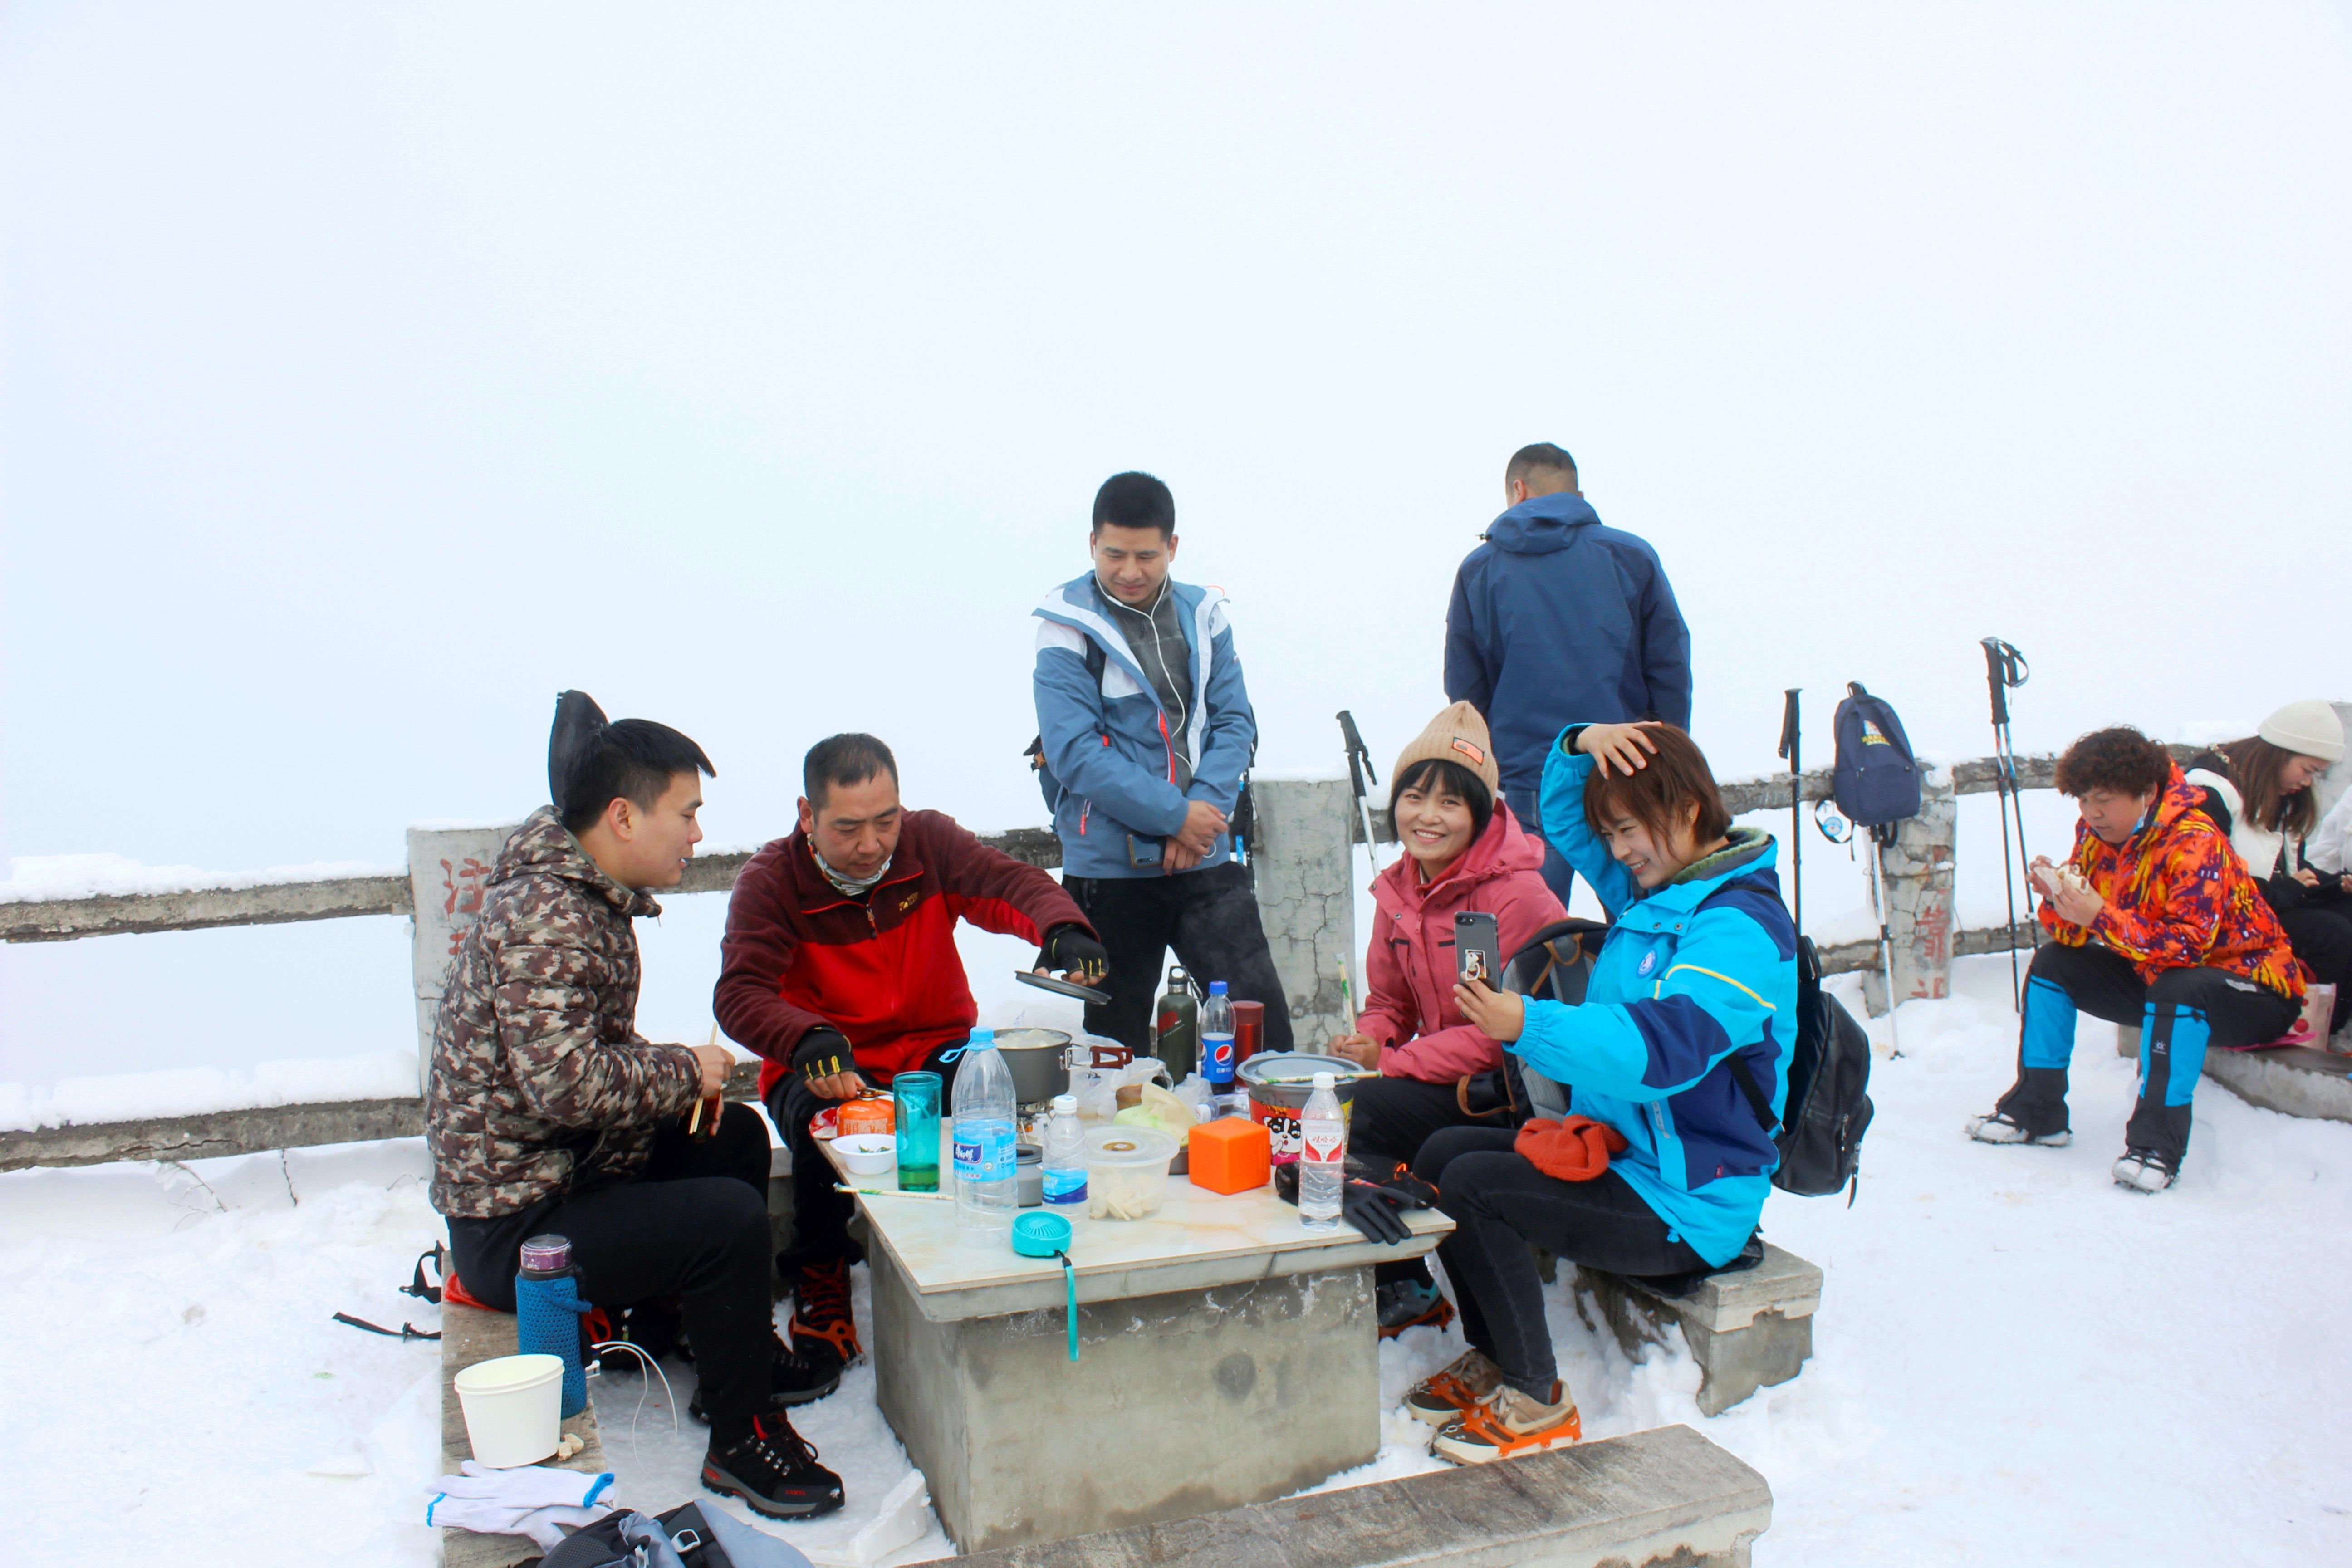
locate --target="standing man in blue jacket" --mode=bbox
[1445,443,1692,907]
[1032,471,1294,1056]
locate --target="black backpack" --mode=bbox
[1728,935,1873,1200]
[539,1500,745,1568]
[1831,681,1920,828]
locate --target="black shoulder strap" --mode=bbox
[1728,1053,1779,1135]
[1691,878,1782,1136]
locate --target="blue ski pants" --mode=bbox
[1993,942,2297,1166]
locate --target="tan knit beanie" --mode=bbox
[2259,699,2345,764]
[1392,702,1501,797]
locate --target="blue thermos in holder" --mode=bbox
[515,1233,592,1418]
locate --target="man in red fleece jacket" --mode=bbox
[715,733,1104,1371]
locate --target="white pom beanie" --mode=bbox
[2258,700,2345,764]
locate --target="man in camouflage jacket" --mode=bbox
[426,806,703,1219]
[426,697,846,1522]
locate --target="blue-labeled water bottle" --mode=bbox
[1040,1093,1088,1209]
[1200,981,1237,1098]
[952,1029,1018,1244]
[515,1233,592,1417]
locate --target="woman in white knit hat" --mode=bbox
[2185,699,2350,1038]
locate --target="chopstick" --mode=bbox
[687,1024,719,1136]
[833,1183,953,1202]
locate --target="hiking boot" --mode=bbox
[2112,1148,2178,1193]
[1965,1112,2070,1147]
[1377,1278,1455,1339]
[1405,1348,1504,1426]
[1432,1380,1583,1465]
[701,1413,844,1519]
[790,1257,862,1372]
[686,1336,842,1422]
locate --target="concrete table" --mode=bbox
[823,1139,1451,1553]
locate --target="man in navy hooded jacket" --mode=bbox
[1445,444,1691,906]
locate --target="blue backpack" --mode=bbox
[1831,682,1920,828]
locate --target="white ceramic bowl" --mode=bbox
[836,1133,898,1177]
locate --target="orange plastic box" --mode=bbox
[1187,1117,1272,1195]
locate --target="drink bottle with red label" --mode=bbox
[1298,1072,1344,1231]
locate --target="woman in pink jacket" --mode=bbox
[1331,703,1566,1335]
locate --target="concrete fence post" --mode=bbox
[407,823,524,1097]
[1860,777,1957,1017]
[1246,779,1359,1050]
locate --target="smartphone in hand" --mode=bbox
[1454,911,1501,987]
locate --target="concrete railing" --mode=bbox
[15,720,2347,1173]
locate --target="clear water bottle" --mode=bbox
[952,1028,1018,1244]
[1040,1093,1087,1209]
[1200,982,1236,1099]
[1299,1071,1345,1232]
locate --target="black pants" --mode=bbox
[1994,941,2299,1166]
[1503,785,1576,910]
[2276,903,2352,1035]
[766,1039,965,1269]
[446,1103,775,1428]
[1350,1075,1489,1288]
[1414,1126,1704,1401]
[1063,860,1294,1057]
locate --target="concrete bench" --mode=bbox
[1575,1243,1823,1417]
[439,1293,608,1568]
[2118,1024,2352,1126]
[916,1421,1770,1568]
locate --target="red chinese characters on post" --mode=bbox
[1908,901,1953,999]
[441,856,494,956]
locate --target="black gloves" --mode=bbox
[1038,923,1109,982]
[1341,1182,1417,1245]
[794,1029,855,1086]
[1273,1159,1439,1246]
[1340,1169,1441,1245]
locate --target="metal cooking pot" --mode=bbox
[993,1028,1073,1105]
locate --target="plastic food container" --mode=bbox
[1239,1053,1371,1163]
[838,1095,895,1137]
[1083,1126,1178,1220]
[452,1353,564,1468]
[835,1133,897,1177]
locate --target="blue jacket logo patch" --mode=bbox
[1637,949,1658,977]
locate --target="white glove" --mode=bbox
[427,1460,616,1549]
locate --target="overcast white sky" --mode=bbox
[5,3,2347,1083]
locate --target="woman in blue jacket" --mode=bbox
[1404,721,1797,1464]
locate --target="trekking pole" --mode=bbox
[1979,638,2037,1008]
[1778,689,1802,933]
[1869,822,1902,1057]
[1336,711,1382,876]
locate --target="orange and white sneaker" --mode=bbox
[1404,1348,1505,1426]
[1432,1380,1582,1464]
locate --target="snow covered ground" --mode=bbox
[6,952,2348,1566]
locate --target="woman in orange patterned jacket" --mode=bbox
[1966,726,2303,1192]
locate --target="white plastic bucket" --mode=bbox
[452,1352,564,1468]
